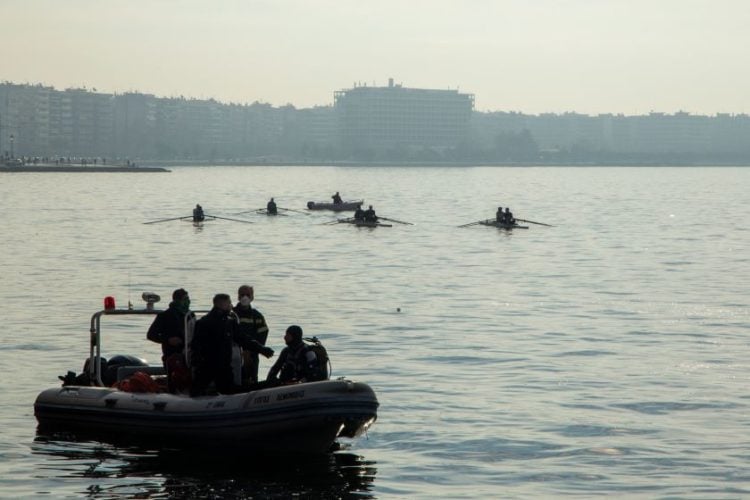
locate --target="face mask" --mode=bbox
[176,298,190,313]
[240,296,251,307]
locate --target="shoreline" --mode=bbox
[4,161,749,171]
[1,165,170,173]
[141,160,750,168]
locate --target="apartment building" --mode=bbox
[334,79,474,156]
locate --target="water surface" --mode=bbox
[1,166,748,498]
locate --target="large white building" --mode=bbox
[334,79,475,157]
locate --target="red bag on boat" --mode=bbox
[114,371,161,393]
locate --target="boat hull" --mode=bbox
[341,220,392,228]
[35,379,378,453]
[479,220,529,229]
[307,200,363,211]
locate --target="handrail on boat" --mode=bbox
[87,306,209,387]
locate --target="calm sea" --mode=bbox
[0,166,748,498]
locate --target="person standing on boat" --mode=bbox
[193,204,205,222]
[190,293,274,396]
[146,288,193,393]
[266,198,278,215]
[503,207,515,225]
[364,205,378,223]
[266,325,322,383]
[332,191,343,205]
[234,285,270,385]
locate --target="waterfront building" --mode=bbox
[334,79,474,158]
[2,81,750,163]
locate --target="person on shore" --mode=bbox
[193,204,205,222]
[267,198,278,215]
[364,205,378,223]
[190,293,273,396]
[233,285,270,385]
[146,288,193,393]
[266,325,322,383]
[332,192,343,205]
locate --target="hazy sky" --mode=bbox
[2,0,749,115]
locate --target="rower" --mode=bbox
[503,207,515,225]
[267,197,277,215]
[496,207,504,223]
[332,191,343,205]
[353,206,365,221]
[193,204,205,222]
[364,205,378,222]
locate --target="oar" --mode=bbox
[379,216,414,225]
[230,209,263,215]
[143,215,193,225]
[258,209,288,216]
[516,218,553,227]
[206,214,254,224]
[279,206,310,215]
[320,218,353,225]
[457,219,485,228]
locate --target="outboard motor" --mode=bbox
[60,357,108,386]
[103,355,148,386]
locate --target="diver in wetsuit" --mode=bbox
[266,325,322,383]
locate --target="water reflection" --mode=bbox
[32,435,377,498]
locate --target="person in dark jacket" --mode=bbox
[266,325,321,383]
[503,207,515,225]
[267,198,278,215]
[234,284,270,384]
[191,293,274,396]
[353,206,365,221]
[331,191,343,204]
[496,206,504,223]
[146,288,193,392]
[364,205,378,222]
[193,204,205,222]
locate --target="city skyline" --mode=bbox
[2,1,750,115]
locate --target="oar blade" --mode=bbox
[516,218,553,227]
[457,220,484,228]
[143,215,192,225]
